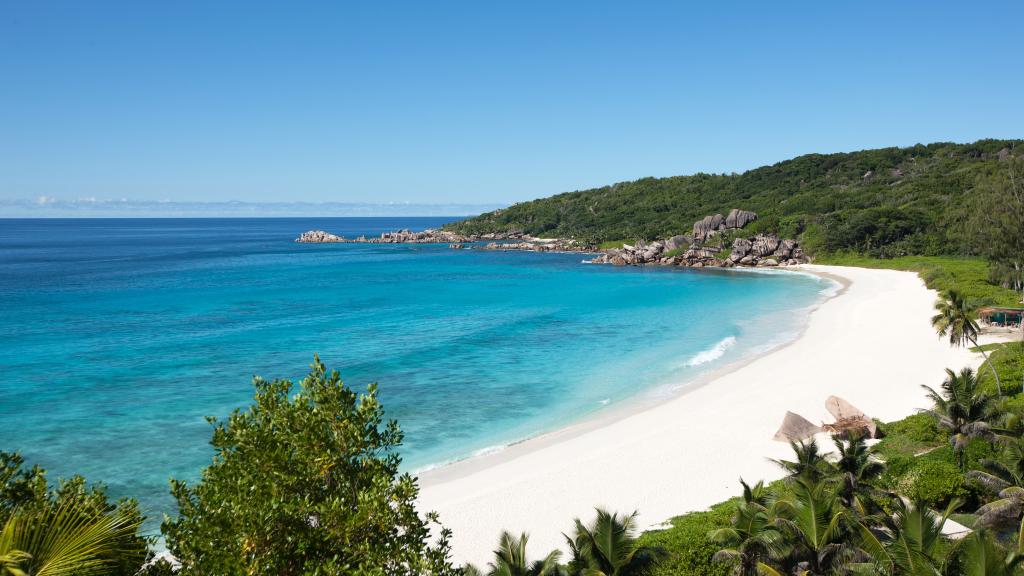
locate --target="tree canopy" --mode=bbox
[446,139,1022,257]
[162,356,459,576]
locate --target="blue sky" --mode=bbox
[2,1,1022,212]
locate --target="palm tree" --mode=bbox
[969,436,1024,530]
[0,501,142,576]
[831,433,887,515]
[932,289,1003,396]
[956,526,1024,576]
[771,440,830,483]
[855,498,957,575]
[710,480,784,576]
[564,509,666,576]
[921,367,995,469]
[463,532,562,576]
[770,477,863,575]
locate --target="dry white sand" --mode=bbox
[418,265,993,566]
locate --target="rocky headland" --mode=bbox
[295,208,808,268]
[590,209,808,268]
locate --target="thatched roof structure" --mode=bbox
[823,396,878,438]
[773,411,821,442]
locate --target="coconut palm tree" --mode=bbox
[771,440,830,483]
[854,498,957,576]
[921,367,995,469]
[769,477,863,575]
[831,433,887,515]
[463,532,562,576]
[932,289,1003,396]
[564,509,666,576]
[710,480,784,576]
[969,436,1024,530]
[955,525,1024,576]
[0,500,142,576]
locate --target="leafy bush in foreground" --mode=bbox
[0,452,149,576]
[162,356,459,576]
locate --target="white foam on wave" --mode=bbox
[686,336,737,367]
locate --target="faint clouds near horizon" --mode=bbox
[1,197,505,218]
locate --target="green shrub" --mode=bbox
[886,412,945,443]
[636,501,735,576]
[876,412,946,459]
[978,342,1024,397]
[897,459,968,509]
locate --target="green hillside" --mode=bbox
[446,139,1021,257]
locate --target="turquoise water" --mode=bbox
[0,218,831,526]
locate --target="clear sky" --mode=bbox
[2,1,1022,212]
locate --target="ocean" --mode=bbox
[0,217,833,529]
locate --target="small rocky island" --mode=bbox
[295,208,808,268]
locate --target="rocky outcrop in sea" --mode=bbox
[296,228,540,245]
[295,230,345,243]
[297,209,808,268]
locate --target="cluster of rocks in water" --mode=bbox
[295,208,808,269]
[590,209,807,268]
[296,228,528,244]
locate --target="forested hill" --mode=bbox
[445,139,1022,257]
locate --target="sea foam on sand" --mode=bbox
[418,265,992,566]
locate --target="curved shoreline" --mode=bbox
[415,266,845,481]
[417,265,984,566]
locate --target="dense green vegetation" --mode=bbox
[624,339,1024,576]
[162,356,459,576]
[0,452,151,576]
[814,255,1021,307]
[446,140,1021,259]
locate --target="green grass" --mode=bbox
[874,413,946,460]
[638,501,735,576]
[978,342,1024,396]
[971,343,1008,353]
[598,239,630,250]
[814,254,1021,307]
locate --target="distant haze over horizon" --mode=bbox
[2,2,1023,209]
[0,198,504,218]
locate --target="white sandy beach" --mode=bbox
[418,265,999,566]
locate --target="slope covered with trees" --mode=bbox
[446,139,1022,258]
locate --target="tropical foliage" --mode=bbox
[446,140,1022,258]
[0,452,149,576]
[162,356,459,576]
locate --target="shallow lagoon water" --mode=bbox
[0,217,830,526]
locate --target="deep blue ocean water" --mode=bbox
[0,217,831,529]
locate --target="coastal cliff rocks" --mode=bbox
[664,235,690,251]
[692,209,759,240]
[751,234,780,257]
[724,208,758,230]
[692,214,725,240]
[729,238,752,262]
[477,239,584,252]
[590,209,807,269]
